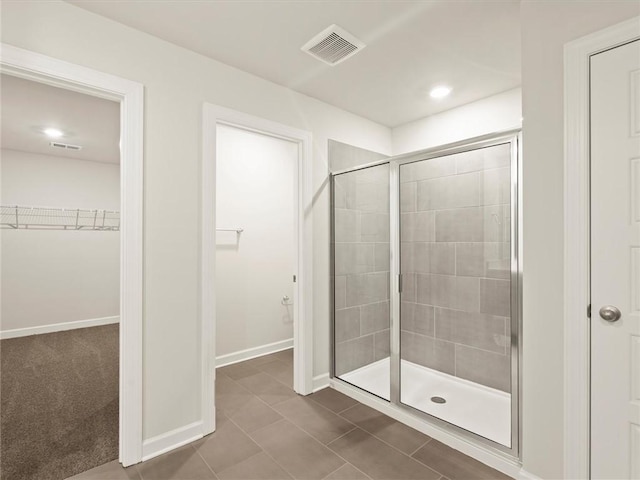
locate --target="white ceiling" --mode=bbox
[67,0,521,128]
[1,74,120,164]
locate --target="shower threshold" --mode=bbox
[339,357,511,447]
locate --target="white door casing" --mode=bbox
[590,39,640,479]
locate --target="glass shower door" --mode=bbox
[398,142,515,448]
[332,163,391,400]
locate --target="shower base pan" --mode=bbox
[339,357,510,447]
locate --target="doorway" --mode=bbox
[215,124,298,377]
[0,44,144,468]
[0,74,121,479]
[201,104,314,434]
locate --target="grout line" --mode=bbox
[249,360,295,392]
[324,436,364,475]
[220,366,289,419]
[335,402,359,416]
[228,412,278,439]
[325,426,360,448]
[305,392,357,417]
[327,374,484,478]
[432,305,437,337]
[231,355,292,389]
[457,342,511,358]
[327,425,445,480]
[224,416,295,479]
[454,343,457,377]
[259,418,352,477]
[229,384,289,424]
[248,434,294,479]
[348,463,373,480]
[225,357,450,480]
[218,360,355,479]
[321,463,346,480]
[408,436,433,457]
[453,242,457,276]
[192,444,220,479]
[133,464,143,480]
[503,315,508,356]
[320,459,372,480]
[269,392,359,446]
[314,419,358,445]
[210,450,281,480]
[219,375,254,395]
[327,401,445,475]
[410,450,449,479]
[354,424,423,459]
[399,326,508,358]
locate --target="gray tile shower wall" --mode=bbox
[330,140,390,377]
[331,140,513,392]
[400,143,512,393]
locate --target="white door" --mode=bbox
[591,39,640,479]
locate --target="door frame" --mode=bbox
[564,16,640,479]
[201,104,314,433]
[0,44,144,466]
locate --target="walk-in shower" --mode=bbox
[330,131,521,456]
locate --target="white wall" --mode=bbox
[1,149,119,332]
[520,2,640,478]
[392,88,522,155]
[0,0,392,441]
[215,125,297,359]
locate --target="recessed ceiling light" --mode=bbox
[430,86,452,99]
[43,128,63,138]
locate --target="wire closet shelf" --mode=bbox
[1,205,120,231]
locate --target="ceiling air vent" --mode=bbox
[50,141,82,151]
[301,24,365,66]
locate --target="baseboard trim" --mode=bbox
[0,315,120,339]
[142,421,203,462]
[312,373,330,392]
[215,338,293,367]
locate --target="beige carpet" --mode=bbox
[1,324,119,480]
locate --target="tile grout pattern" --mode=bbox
[330,140,513,396]
[332,158,392,377]
[70,349,511,480]
[398,144,513,393]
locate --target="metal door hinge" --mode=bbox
[293,275,297,283]
[398,274,402,293]
[587,304,591,318]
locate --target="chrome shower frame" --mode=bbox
[329,129,523,460]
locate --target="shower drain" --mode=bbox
[430,396,446,404]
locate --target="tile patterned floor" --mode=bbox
[69,349,511,480]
